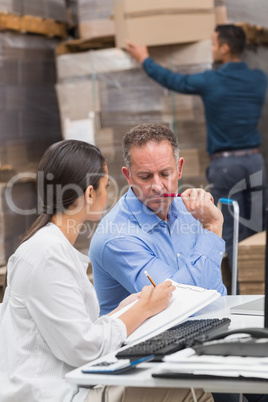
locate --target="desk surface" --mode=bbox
[66,295,268,394]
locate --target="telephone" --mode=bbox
[193,327,268,357]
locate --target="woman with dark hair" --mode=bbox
[0,140,213,402]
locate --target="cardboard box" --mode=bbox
[237,231,266,295]
[115,0,214,14]
[150,40,212,68]
[56,48,138,81]
[79,18,115,40]
[114,0,215,47]
[214,6,228,25]
[63,115,96,144]
[56,80,101,119]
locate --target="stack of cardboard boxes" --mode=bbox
[69,0,114,40]
[237,231,266,295]
[67,0,217,44]
[56,40,212,196]
[55,1,216,254]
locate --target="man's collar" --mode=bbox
[125,187,164,232]
[125,187,183,232]
[219,61,247,71]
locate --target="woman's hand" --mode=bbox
[118,280,176,336]
[107,293,140,316]
[118,292,140,310]
[138,280,176,318]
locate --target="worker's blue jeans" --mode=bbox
[207,153,267,272]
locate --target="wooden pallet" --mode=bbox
[237,22,268,46]
[56,35,115,56]
[0,12,67,38]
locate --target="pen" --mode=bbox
[162,193,181,197]
[144,270,157,287]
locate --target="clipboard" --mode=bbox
[112,281,220,344]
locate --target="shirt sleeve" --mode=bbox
[102,233,227,296]
[143,57,208,95]
[26,244,127,368]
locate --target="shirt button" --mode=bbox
[220,251,223,255]
[177,253,180,257]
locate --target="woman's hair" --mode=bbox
[20,139,106,244]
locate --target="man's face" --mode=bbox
[122,141,183,220]
[212,31,223,62]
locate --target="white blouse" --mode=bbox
[0,223,127,402]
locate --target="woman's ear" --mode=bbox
[85,185,94,206]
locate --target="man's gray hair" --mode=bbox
[123,123,180,170]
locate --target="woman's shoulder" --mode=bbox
[15,223,71,263]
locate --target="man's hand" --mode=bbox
[125,40,149,64]
[181,188,223,237]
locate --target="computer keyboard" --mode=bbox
[116,318,231,361]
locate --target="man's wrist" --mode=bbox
[203,222,223,237]
[140,55,149,64]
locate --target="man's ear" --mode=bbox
[84,185,94,205]
[177,158,184,181]
[122,167,132,186]
[220,42,230,56]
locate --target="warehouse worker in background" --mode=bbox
[126,24,267,274]
[90,123,226,316]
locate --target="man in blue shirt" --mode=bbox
[90,123,226,315]
[126,25,267,273]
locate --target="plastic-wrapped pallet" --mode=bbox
[0,33,60,261]
[0,180,37,266]
[0,0,67,22]
[0,31,62,263]
[71,0,114,39]
[223,0,268,28]
[0,31,62,172]
[76,0,113,21]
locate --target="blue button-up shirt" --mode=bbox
[90,188,226,315]
[143,57,267,155]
